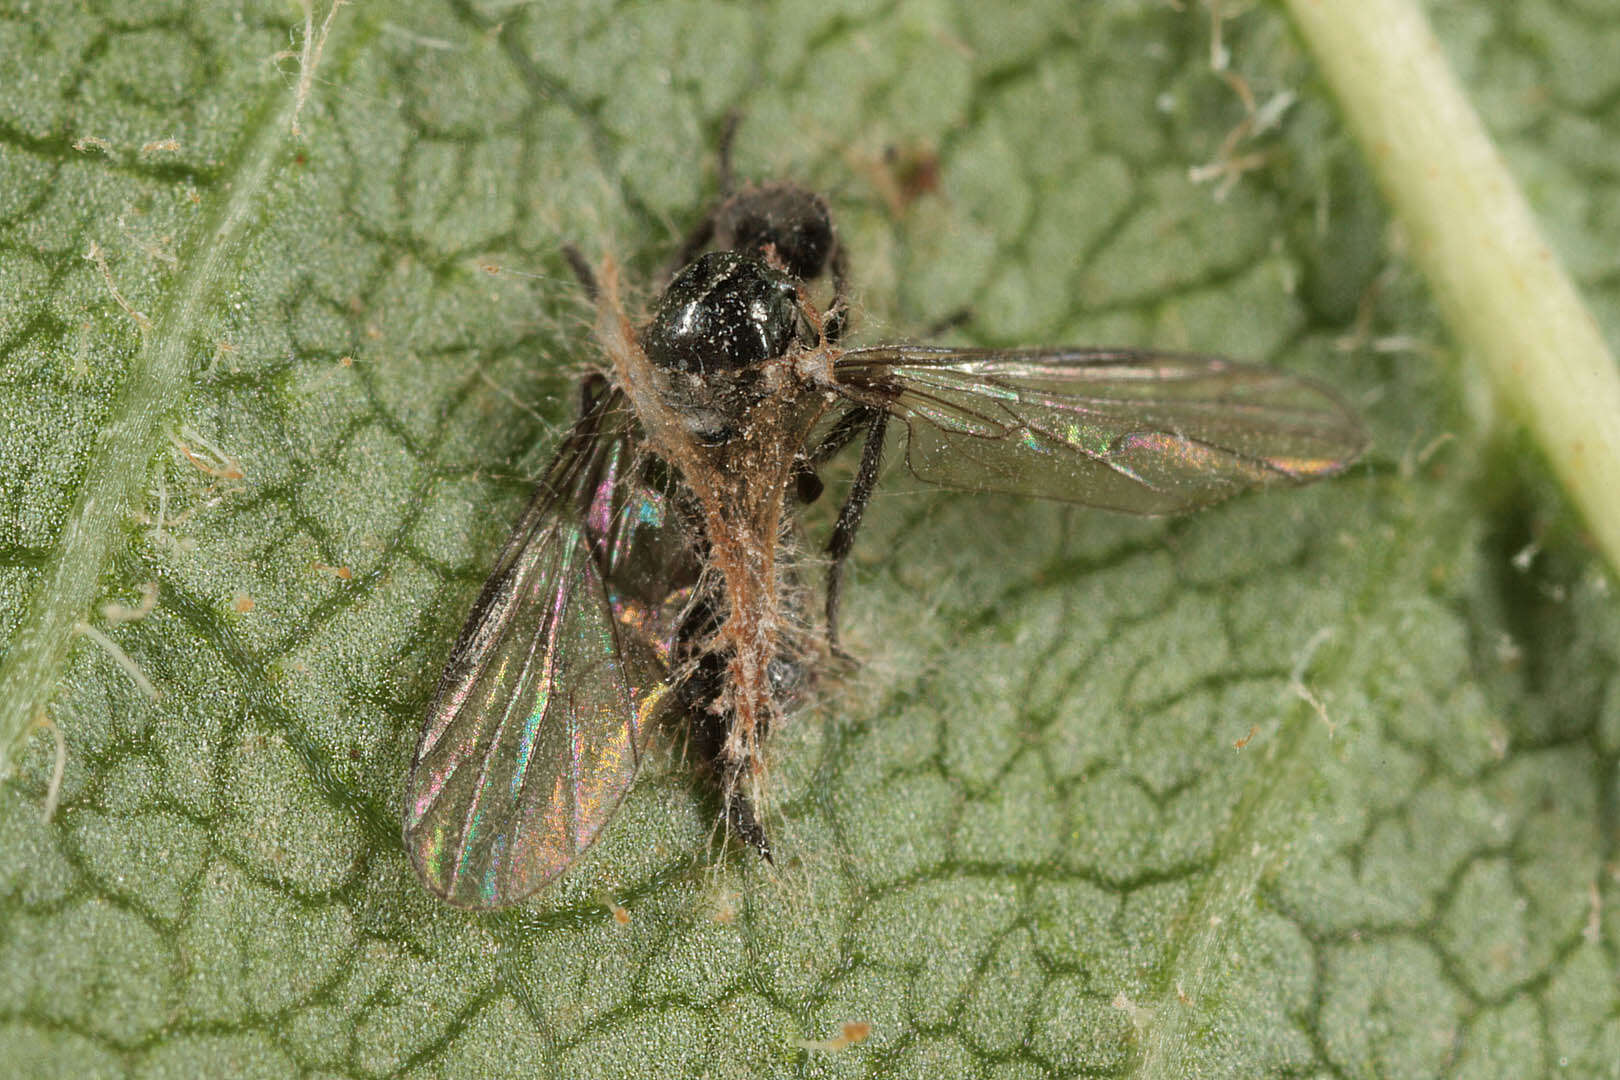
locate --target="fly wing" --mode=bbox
[404,392,679,908]
[835,346,1368,513]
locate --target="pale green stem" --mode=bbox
[1284,0,1620,572]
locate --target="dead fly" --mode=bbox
[403,183,1368,909]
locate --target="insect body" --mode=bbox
[403,187,1368,909]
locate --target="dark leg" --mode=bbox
[820,243,850,344]
[726,785,772,863]
[562,244,598,301]
[788,402,873,507]
[808,403,875,466]
[714,110,741,196]
[577,372,609,416]
[825,408,889,653]
[665,112,745,278]
[922,307,972,338]
[668,212,718,279]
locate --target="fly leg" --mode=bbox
[666,112,743,278]
[562,243,598,301]
[820,242,850,345]
[577,372,609,416]
[784,403,889,654]
[788,402,872,507]
[818,406,890,657]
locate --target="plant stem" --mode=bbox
[1284,0,1620,572]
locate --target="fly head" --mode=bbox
[712,183,837,283]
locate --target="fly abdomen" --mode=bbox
[673,589,774,862]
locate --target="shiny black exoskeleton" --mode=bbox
[669,127,848,343]
[641,251,804,375]
[634,174,853,863]
[409,122,1370,909]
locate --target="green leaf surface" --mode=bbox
[2,1,1617,1077]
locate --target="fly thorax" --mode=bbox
[640,250,830,449]
[654,367,768,446]
[643,248,807,361]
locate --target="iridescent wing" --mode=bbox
[404,390,685,908]
[834,346,1367,512]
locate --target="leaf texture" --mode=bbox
[0,1,1617,1077]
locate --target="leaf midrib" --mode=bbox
[0,19,363,778]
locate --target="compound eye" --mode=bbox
[643,252,802,374]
